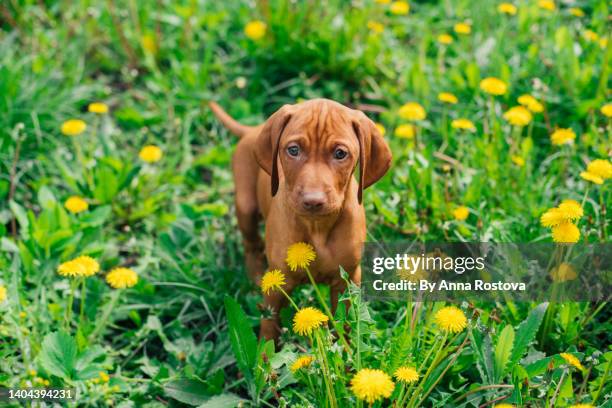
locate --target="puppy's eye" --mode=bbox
[333,148,348,160]
[287,145,300,157]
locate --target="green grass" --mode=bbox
[0,0,610,406]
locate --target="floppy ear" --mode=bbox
[254,104,293,196]
[352,114,392,203]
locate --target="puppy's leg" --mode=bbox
[233,142,266,282]
[260,290,288,342]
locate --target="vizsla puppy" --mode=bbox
[209,99,392,340]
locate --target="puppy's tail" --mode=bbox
[208,101,253,138]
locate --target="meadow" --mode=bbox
[0,0,610,406]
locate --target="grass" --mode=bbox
[0,0,610,406]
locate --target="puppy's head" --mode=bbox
[254,99,391,216]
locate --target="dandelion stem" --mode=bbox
[89,290,121,341]
[78,277,87,327]
[65,278,78,331]
[278,287,299,311]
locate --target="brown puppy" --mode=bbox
[209,99,392,340]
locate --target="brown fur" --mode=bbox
[209,99,392,340]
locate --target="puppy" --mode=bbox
[209,99,392,339]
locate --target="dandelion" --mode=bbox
[569,404,595,408]
[375,0,391,3]
[552,223,580,243]
[438,92,458,104]
[0,285,6,302]
[367,21,385,34]
[538,0,555,11]
[398,102,426,121]
[600,37,608,49]
[586,159,612,180]
[560,353,584,370]
[434,306,467,333]
[292,307,328,336]
[437,34,453,45]
[350,368,395,404]
[64,196,89,214]
[58,256,100,278]
[375,123,386,136]
[285,242,316,271]
[550,128,576,146]
[568,8,584,17]
[493,405,515,408]
[511,155,525,167]
[503,106,533,127]
[395,124,415,139]
[260,269,286,295]
[480,77,507,96]
[244,20,267,40]
[88,102,109,114]
[106,267,138,289]
[583,30,599,42]
[290,356,314,373]
[517,94,544,113]
[61,119,87,136]
[451,119,476,131]
[550,263,577,282]
[394,366,419,383]
[141,34,157,55]
[452,206,469,221]
[498,3,517,15]
[580,171,603,185]
[139,145,163,162]
[454,23,471,35]
[390,1,410,15]
[601,103,612,117]
[99,371,110,382]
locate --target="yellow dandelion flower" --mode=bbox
[390,1,410,15]
[517,94,544,113]
[538,0,555,11]
[550,263,577,282]
[560,353,584,370]
[64,196,89,214]
[398,102,426,121]
[498,3,517,15]
[451,118,476,131]
[583,30,599,42]
[139,145,163,163]
[437,34,453,45]
[286,242,316,271]
[244,20,267,41]
[61,119,87,136]
[395,124,415,139]
[580,171,603,185]
[367,21,385,34]
[493,404,515,408]
[106,267,138,289]
[99,371,110,382]
[290,356,314,373]
[141,34,157,55]
[58,256,100,278]
[569,8,584,17]
[480,77,507,96]
[375,123,386,136]
[375,0,391,3]
[438,92,458,104]
[19,311,26,319]
[434,306,467,333]
[260,269,286,295]
[586,159,612,179]
[503,106,533,127]
[88,102,109,114]
[550,128,576,146]
[0,285,6,303]
[292,307,328,336]
[394,366,419,383]
[601,103,612,117]
[350,368,395,404]
[552,222,580,243]
[600,37,608,49]
[511,155,525,167]
[28,369,37,377]
[557,199,583,221]
[569,404,595,408]
[454,23,471,35]
[452,206,469,221]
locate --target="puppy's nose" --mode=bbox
[301,191,327,212]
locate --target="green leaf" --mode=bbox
[9,200,29,239]
[164,379,211,406]
[508,303,548,370]
[224,297,257,388]
[38,331,77,381]
[197,393,247,408]
[494,325,515,380]
[471,329,495,383]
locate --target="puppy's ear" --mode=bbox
[254,105,293,196]
[352,114,392,203]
